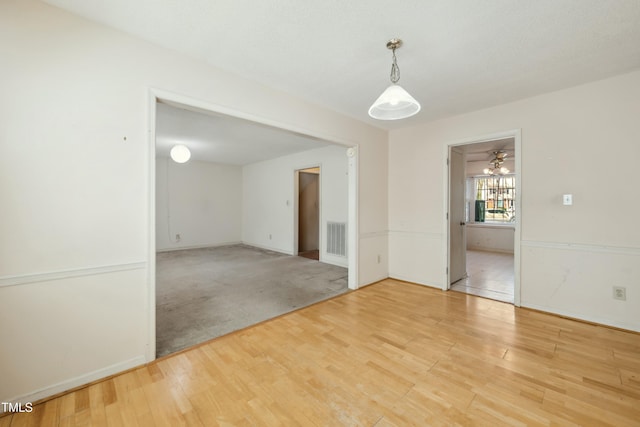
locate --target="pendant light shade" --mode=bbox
[170,144,191,163]
[368,38,421,121]
[368,84,421,120]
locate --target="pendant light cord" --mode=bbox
[390,47,400,84]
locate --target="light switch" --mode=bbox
[563,194,573,205]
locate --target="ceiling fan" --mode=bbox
[483,150,510,175]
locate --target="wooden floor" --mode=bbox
[3,279,640,426]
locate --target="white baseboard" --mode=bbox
[521,303,640,333]
[358,273,389,288]
[240,241,294,255]
[388,273,442,289]
[155,241,242,253]
[2,356,146,412]
[320,255,348,269]
[466,246,514,254]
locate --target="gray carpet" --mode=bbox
[156,244,348,357]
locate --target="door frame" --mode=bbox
[293,165,322,260]
[448,146,467,285]
[442,129,522,306]
[147,88,359,363]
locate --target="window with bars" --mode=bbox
[468,175,516,223]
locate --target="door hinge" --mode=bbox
[446,212,449,220]
[446,158,449,166]
[446,267,449,274]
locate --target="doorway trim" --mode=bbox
[147,88,359,362]
[442,129,522,306]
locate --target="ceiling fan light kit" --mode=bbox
[368,38,421,121]
[483,150,509,175]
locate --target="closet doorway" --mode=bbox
[297,167,320,261]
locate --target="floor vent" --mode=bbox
[327,222,347,257]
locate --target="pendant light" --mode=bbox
[368,38,421,120]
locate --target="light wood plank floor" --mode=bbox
[3,279,640,426]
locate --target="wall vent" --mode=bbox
[327,222,347,257]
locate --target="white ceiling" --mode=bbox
[460,138,516,174]
[43,0,640,130]
[155,101,332,165]
[461,138,514,162]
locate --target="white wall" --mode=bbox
[0,0,387,404]
[242,145,349,268]
[389,70,640,332]
[156,158,242,251]
[466,225,515,253]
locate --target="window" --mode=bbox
[468,175,515,224]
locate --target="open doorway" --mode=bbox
[149,92,358,358]
[446,132,521,305]
[297,167,320,261]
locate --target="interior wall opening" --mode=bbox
[150,95,356,358]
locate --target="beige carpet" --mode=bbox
[156,244,348,357]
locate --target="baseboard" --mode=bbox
[356,276,389,289]
[155,241,242,253]
[1,356,146,412]
[319,256,348,269]
[388,273,442,289]
[240,241,294,256]
[521,303,640,333]
[466,246,514,254]
[386,276,639,333]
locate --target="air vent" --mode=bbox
[327,222,347,257]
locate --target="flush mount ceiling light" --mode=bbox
[483,150,510,175]
[368,38,421,121]
[170,144,191,163]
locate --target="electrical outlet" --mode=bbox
[175,234,181,242]
[269,234,272,240]
[613,286,626,301]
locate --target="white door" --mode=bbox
[449,147,466,285]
